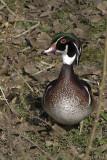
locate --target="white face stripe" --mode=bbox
[56,36,65,42]
[72,42,81,65]
[72,42,81,55]
[84,86,92,106]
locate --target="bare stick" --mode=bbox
[0,87,14,155]
[33,63,55,76]
[21,135,53,160]
[14,22,40,38]
[31,115,82,160]
[84,11,107,160]
[0,86,10,107]
[19,46,31,53]
[82,78,98,84]
[0,0,16,16]
[13,67,34,93]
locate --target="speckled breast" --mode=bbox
[43,79,93,125]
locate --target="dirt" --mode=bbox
[0,0,107,160]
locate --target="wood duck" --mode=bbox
[42,33,94,125]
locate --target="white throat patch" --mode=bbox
[62,53,76,65]
[56,45,76,65]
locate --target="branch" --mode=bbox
[0,86,10,107]
[14,22,40,38]
[13,67,34,93]
[21,135,53,160]
[0,0,16,16]
[84,10,107,160]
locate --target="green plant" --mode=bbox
[39,25,51,32]
[80,47,104,67]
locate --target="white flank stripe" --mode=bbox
[84,86,92,106]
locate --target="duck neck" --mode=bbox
[58,64,75,81]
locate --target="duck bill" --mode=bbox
[42,42,57,54]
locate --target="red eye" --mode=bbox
[60,39,66,44]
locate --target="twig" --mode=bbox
[32,115,82,160]
[0,0,16,16]
[0,87,10,107]
[0,87,14,156]
[33,63,55,76]
[18,46,31,53]
[1,56,33,93]
[82,78,98,84]
[84,11,107,160]
[14,22,40,38]
[13,67,34,93]
[21,135,53,160]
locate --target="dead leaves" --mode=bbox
[33,32,51,49]
[0,0,106,159]
[97,1,107,15]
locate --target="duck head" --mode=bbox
[42,33,82,65]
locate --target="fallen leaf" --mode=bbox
[93,144,107,152]
[53,19,63,33]
[40,10,52,17]
[52,123,66,133]
[97,1,107,15]
[100,111,107,121]
[32,32,51,49]
[12,37,25,45]
[45,140,53,147]
[90,15,104,23]
[0,5,5,10]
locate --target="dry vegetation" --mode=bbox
[0,0,107,160]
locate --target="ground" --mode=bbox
[0,0,107,160]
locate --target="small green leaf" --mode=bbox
[39,25,51,32]
[100,111,107,121]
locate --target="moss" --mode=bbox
[35,56,44,62]
[90,22,106,32]
[39,25,51,32]
[80,47,104,67]
[15,21,36,29]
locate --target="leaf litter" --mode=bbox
[0,0,106,160]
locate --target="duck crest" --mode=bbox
[52,33,80,44]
